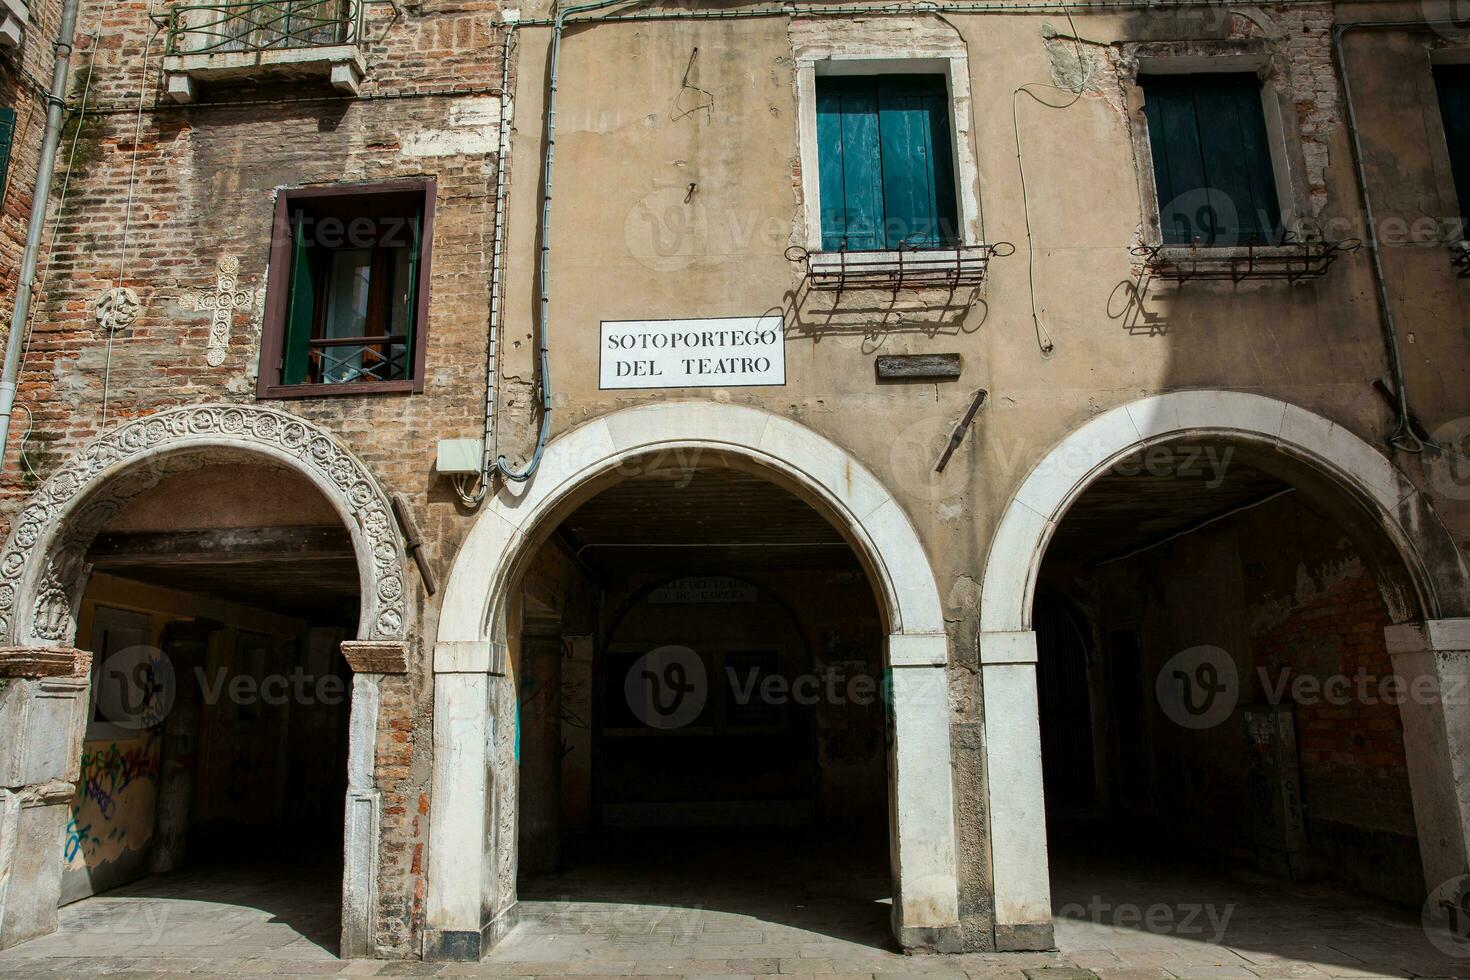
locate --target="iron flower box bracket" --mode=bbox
[787,242,1013,293]
[1133,237,1361,284]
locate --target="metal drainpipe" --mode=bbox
[0,0,82,474]
[494,0,627,483]
[463,16,517,505]
[1332,19,1459,454]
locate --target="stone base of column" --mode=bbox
[422,903,518,963]
[0,647,91,951]
[1385,619,1470,900]
[0,784,75,949]
[994,921,1056,952]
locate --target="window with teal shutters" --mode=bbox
[1435,65,1470,232]
[816,74,959,251]
[1141,73,1281,246]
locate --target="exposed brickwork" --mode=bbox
[374,671,420,956]
[1250,570,1415,838]
[0,0,518,957]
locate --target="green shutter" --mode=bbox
[0,108,16,203]
[402,212,420,381]
[1436,65,1470,230]
[817,76,884,251]
[1141,73,1280,245]
[816,75,959,251]
[877,75,957,248]
[281,212,315,385]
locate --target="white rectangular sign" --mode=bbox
[600,316,785,390]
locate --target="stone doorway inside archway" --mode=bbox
[509,456,895,952]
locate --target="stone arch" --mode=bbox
[976,390,1470,950]
[425,400,959,959]
[0,403,410,648]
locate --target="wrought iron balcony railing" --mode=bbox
[308,335,410,386]
[165,0,362,57]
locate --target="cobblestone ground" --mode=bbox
[1,840,1467,979]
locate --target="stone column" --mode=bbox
[0,646,91,950]
[338,639,410,959]
[150,622,215,874]
[1385,619,1470,904]
[978,629,1054,951]
[886,633,961,951]
[424,638,506,961]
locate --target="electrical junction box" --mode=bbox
[437,438,484,475]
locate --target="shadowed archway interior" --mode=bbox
[510,458,895,949]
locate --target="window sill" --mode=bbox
[258,378,419,400]
[791,242,1010,291]
[1135,239,1359,283]
[162,44,366,104]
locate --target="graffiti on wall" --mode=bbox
[63,732,162,898]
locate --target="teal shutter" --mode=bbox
[402,212,420,380]
[816,75,959,251]
[1436,65,1470,229]
[877,76,958,248]
[1142,74,1280,245]
[817,77,884,250]
[281,213,315,385]
[0,108,15,203]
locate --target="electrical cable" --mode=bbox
[102,20,161,427]
[1011,9,1092,356]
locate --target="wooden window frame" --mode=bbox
[257,178,436,399]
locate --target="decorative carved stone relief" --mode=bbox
[0,405,410,646]
[93,287,142,333]
[189,257,262,367]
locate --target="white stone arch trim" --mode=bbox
[0,403,410,647]
[436,400,946,647]
[427,401,959,959]
[976,389,1470,951]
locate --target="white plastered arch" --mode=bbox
[977,390,1470,948]
[426,401,961,957]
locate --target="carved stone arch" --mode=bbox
[0,403,410,648]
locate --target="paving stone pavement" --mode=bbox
[1,839,1468,979]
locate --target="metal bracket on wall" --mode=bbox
[934,388,988,473]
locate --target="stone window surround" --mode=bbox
[1121,38,1312,248]
[791,17,985,253]
[257,178,437,401]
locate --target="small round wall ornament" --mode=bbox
[94,287,142,333]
